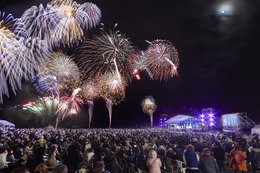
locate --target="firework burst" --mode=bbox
[34,71,61,96]
[49,0,83,47]
[131,51,153,80]
[141,96,157,127]
[34,52,81,96]
[56,88,83,128]
[81,80,99,128]
[82,80,99,101]
[97,71,126,128]
[48,52,81,93]
[143,39,179,81]
[98,71,126,105]
[0,11,46,103]
[22,96,60,127]
[21,4,59,42]
[23,37,51,65]
[48,52,80,82]
[75,30,136,83]
[21,0,101,47]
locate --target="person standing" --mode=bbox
[250,143,260,173]
[183,144,199,173]
[199,148,220,173]
[229,145,248,173]
[212,141,225,173]
[146,150,162,173]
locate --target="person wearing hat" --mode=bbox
[199,148,220,173]
[6,148,15,164]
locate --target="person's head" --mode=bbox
[148,149,157,159]
[235,145,242,151]
[34,163,47,173]
[8,148,13,154]
[202,148,211,156]
[100,152,106,158]
[11,167,30,173]
[214,141,221,147]
[93,161,105,172]
[186,144,194,151]
[52,164,68,173]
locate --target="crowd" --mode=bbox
[0,128,259,173]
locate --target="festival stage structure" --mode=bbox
[160,114,168,128]
[221,112,255,132]
[0,120,15,129]
[200,108,215,127]
[166,115,201,130]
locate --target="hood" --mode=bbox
[149,150,157,159]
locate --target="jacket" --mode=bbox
[229,149,248,171]
[146,150,162,173]
[251,147,260,168]
[199,156,220,173]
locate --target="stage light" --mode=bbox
[209,113,213,117]
[210,123,214,126]
[201,119,204,122]
[202,123,205,126]
[201,114,205,117]
[210,118,213,121]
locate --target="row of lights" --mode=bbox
[160,118,167,127]
[200,113,214,126]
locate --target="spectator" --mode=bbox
[183,144,199,173]
[92,161,110,173]
[86,148,95,163]
[0,148,8,169]
[52,164,68,173]
[48,150,57,167]
[166,148,174,159]
[212,141,225,173]
[34,162,47,173]
[107,154,123,173]
[6,148,15,164]
[14,147,23,160]
[199,148,220,173]
[250,143,260,173]
[11,167,30,173]
[229,145,248,173]
[146,150,162,173]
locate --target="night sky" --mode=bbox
[1,0,260,128]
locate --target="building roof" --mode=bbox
[0,120,15,127]
[166,115,198,124]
